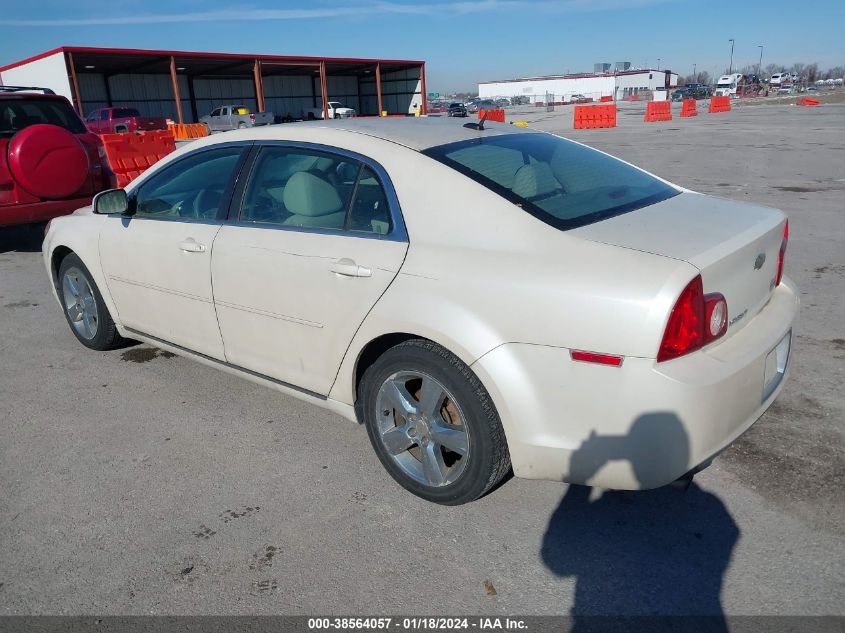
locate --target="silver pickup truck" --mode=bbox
[200,105,274,131]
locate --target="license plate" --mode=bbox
[763,330,791,402]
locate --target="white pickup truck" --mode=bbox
[305,101,356,120]
[200,105,274,131]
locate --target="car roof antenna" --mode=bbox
[463,111,489,131]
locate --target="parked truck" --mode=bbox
[84,107,168,134]
[305,101,356,120]
[200,105,274,132]
[714,74,744,98]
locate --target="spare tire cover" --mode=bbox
[7,124,90,199]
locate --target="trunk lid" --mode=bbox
[570,191,786,339]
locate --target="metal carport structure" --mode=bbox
[0,46,427,122]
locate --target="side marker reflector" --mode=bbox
[570,350,623,366]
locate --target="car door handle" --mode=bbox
[178,238,206,253]
[330,258,371,278]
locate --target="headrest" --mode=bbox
[283,171,343,217]
[511,163,560,199]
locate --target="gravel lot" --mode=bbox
[1,102,843,617]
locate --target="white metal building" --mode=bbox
[479,69,679,103]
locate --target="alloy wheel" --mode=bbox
[375,371,470,487]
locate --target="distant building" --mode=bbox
[478,68,678,103]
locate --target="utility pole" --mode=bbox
[693,63,697,82]
[657,58,661,70]
[728,39,735,74]
[757,45,764,77]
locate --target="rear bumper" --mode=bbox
[471,278,800,489]
[0,197,92,228]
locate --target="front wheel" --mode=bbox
[58,253,125,351]
[358,339,511,505]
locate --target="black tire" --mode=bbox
[57,253,125,351]
[358,339,511,505]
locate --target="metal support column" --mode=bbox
[253,59,265,113]
[170,56,184,124]
[319,61,329,120]
[420,63,427,115]
[376,62,384,116]
[66,52,84,117]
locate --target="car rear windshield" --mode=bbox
[112,108,140,118]
[0,98,86,137]
[422,133,679,230]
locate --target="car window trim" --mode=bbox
[122,141,254,225]
[230,140,408,242]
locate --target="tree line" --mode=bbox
[679,63,843,85]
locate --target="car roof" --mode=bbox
[298,116,538,151]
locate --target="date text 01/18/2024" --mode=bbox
[307,618,528,630]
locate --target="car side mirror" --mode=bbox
[93,188,129,215]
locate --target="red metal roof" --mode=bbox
[0,46,424,73]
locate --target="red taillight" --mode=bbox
[249,113,256,121]
[570,350,623,366]
[776,219,788,286]
[658,275,729,362]
[658,276,704,362]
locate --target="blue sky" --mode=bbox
[1,0,843,92]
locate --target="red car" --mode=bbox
[0,86,115,227]
[84,107,168,135]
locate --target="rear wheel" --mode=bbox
[58,253,124,351]
[237,121,247,129]
[359,339,510,505]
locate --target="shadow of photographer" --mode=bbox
[540,413,739,632]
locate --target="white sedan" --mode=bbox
[43,118,798,504]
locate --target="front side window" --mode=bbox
[132,147,244,220]
[239,146,392,235]
[423,133,678,230]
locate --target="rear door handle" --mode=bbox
[179,238,206,253]
[330,258,372,278]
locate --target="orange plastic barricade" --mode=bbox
[680,98,698,117]
[599,95,613,102]
[573,104,617,129]
[797,97,820,107]
[709,96,731,113]
[644,101,672,122]
[167,122,209,140]
[101,130,177,188]
[478,109,505,123]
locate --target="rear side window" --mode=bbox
[239,146,392,235]
[112,108,140,118]
[0,98,86,137]
[422,133,679,230]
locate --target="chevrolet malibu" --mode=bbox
[42,118,798,504]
